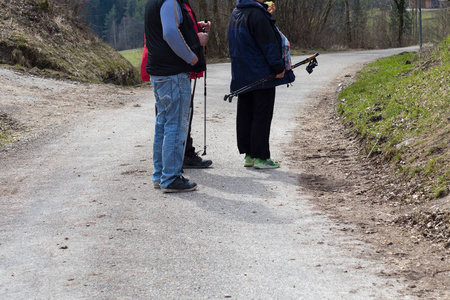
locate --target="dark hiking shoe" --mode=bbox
[183,152,212,169]
[162,176,197,193]
[153,180,161,189]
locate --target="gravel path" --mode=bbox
[1,48,425,299]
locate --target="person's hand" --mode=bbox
[190,54,199,66]
[198,21,211,33]
[267,3,276,14]
[275,70,285,79]
[197,32,209,46]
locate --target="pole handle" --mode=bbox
[202,19,208,33]
[291,52,319,70]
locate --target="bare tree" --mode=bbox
[189,0,422,56]
[352,0,368,48]
[275,0,332,48]
[344,0,352,46]
[391,0,407,46]
[189,0,235,57]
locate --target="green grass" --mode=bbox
[0,114,22,147]
[0,131,10,146]
[120,48,144,70]
[421,10,439,20]
[337,36,450,200]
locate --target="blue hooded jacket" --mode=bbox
[228,0,295,93]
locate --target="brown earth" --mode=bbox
[0,66,148,154]
[290,76,450,299]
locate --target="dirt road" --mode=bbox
[2,47,447,299]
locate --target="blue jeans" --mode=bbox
[151,73,191,188]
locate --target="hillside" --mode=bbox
[337,39,449,247]
[0,0,140,85]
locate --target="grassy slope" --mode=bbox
[0,0,140,85]
[337,37,449,201]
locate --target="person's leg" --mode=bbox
[150,76,167,186]
[183,79,212,169]
[237,91,254,156]
[152,73,191,188]
[185,136,195,156]
[183,148,213,168]
[250,87,275,160]
[184,94,196,157]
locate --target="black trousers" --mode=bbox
[236,87,276,160]
[185,102,196,157]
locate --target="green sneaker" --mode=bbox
[244,155,255,167]
[253,158,280,169]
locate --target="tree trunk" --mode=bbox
[344,0,351,46]
[392,0,406,46]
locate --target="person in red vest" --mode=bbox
[141,1,212,169]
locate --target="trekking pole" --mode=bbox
[224,52,319,103]
[202,19,208,156]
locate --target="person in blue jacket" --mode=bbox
[228,0,295,169]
